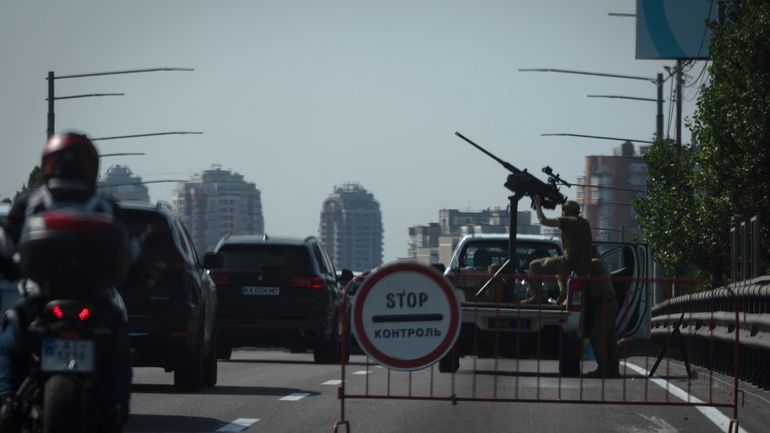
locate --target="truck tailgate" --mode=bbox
[461,302,571,333]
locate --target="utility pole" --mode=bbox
[656,73,664,143]
[675,61,684,149]
[47,71,55,139]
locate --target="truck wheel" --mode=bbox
[438,348,459,373]
[559,334,581,377]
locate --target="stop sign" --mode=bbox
[351,261,460,371]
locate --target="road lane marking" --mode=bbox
[280,392,311,401]
[323,379,343,385]
[622,361,749,433]
[353,370,372,375]
[217,418,259,432]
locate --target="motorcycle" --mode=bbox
[2,206,133,433]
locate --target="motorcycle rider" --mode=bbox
[0,132,132,431]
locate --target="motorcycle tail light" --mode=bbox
[43,211,113,233]
[78,307,91,321]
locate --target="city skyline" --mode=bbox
[1,1,704,262]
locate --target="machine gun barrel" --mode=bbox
[455,131,521,175]
[455,131,568,210]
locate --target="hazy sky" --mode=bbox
[0,1,704,262]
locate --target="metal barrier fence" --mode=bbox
[650,275,770,389]
[333,270,744,433]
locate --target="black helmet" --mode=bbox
[41,133,99,185]
[562,200,581,216]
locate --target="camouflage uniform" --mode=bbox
[528,215,592,302]
[585,257,619,377]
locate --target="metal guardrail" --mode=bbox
[650,276,770,389]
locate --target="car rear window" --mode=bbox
[119,209,167,237]
[218,244,311,271]
[460,240,561,271]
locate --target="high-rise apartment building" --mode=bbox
[318,183,383,272]
[172,166,264,253]
[576,141,648,242]
[97,164,150,202]
[409,208,541,266]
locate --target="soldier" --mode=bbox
[526,196,592,304]
[585,246,620,378]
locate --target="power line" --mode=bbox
[573,183,645,193]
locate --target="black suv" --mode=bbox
[204,234,347,364]
[117,201,218,390]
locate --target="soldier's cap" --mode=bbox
[562,200,580,216]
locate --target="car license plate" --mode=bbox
[41,338,95,373]
[241,286,280,296]
[489,318,531,330]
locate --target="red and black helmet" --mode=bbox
[41,133,99,185]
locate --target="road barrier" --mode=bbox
[650,275,770,390]
[333,267,746,433]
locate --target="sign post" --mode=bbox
[351,261,461,371]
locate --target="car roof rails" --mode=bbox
[213,232,232,252]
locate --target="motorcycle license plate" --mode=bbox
[41,338,95,373]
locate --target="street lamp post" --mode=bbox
[46,67,194,138]
[519,68,666,142]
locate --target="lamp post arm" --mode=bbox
[100,152,146,157]
[541,133,654,144]
[587,94,661,102]
[518,68,657,83]
[100,179,187,187]
[91,131,203,141]
[52,67,194,80]
[50,93,125,101]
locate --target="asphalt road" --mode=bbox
[125,350,769,433]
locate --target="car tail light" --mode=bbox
[210,273,231,286]
[290,276,325,289]
[43,211,114,233]
[78,307,91,321]
[51,305,64,320]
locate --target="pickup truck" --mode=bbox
[440,233,651,376]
